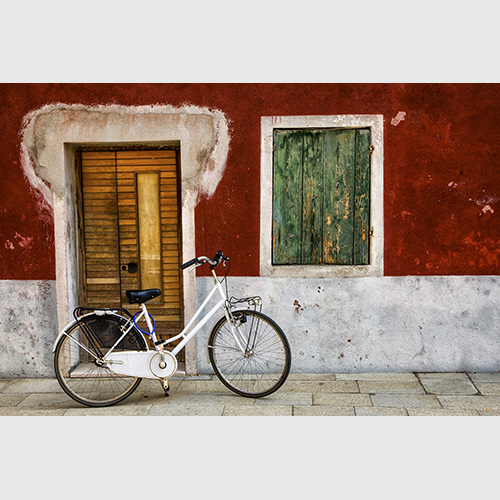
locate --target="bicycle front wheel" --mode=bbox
[208,310,291,397]
[54,312,148,407]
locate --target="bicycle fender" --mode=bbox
[52,320,79,353]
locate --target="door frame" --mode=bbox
[21,104,231,374]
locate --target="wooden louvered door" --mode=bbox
[79,148,183,357]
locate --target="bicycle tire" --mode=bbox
[208,310,291,397]
[54,312,148,407]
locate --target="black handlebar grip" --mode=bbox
[181,258,199,270]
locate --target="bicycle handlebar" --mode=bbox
[181,250,229,270]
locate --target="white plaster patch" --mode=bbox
[14,232,33,249]
[391,111,406,126]
[471,192,500,216]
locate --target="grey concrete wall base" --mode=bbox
[195,276,500,374]
[0,280,57,377]
[2,276,499,378]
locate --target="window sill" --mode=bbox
[260,262,383,278]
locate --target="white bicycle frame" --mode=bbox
[53,256,245,380]
[138,263,243,357]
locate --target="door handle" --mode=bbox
[121,262,138,273]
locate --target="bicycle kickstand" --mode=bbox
[156,344,170,396]
[161,378,170,397]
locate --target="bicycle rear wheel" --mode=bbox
[54,312,148,407]
[208,310,291,397]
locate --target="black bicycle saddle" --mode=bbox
[126,289,162,304]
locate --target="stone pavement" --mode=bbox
[2,371,500,416]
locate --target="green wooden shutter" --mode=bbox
[353,129,371,265]
[301,130,324,264]
[272,128,371,266]
[272,130,304,264]
[323,129,356,264]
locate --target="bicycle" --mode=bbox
[53,251,292,407]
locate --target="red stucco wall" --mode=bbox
[1,83,500,279]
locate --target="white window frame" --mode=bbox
[260,115,384,278]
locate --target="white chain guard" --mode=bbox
[104,350,178,379]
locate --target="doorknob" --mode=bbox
[121,262,138,273]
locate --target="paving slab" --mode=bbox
[0,408,68,416]
[137,379,183,393]
[438,395,500,410]
[468,372,500,383]
[176,379,227,392]
[475,383,500,395]
[286,373,337,381]
[65,406,152,416]
[147,402,225,416]
[336,373,418,382]
[255,392,312,406]
[169,392,257,406]
[16,393,82,409]
[3,378,62,394]
[281,380,358,393]
[223,405,292,416]
[294,405,355,416]
[407,408,479,416]
[371,394,441,408]
[477,409,500,416]
[417,372,470,380]
[0,380,14,392]
[134,390,203,405]
[0,394,29,407]
[358,381,424,394]
[419,378,478,395]
[355,406,408,416]
[314,393,372,406]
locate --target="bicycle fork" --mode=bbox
[212,272,252,355]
